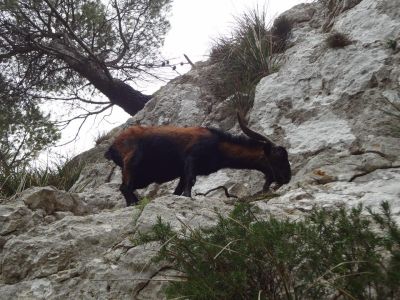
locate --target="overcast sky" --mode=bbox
[42,0,308,164]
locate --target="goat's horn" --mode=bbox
[237,112,273,144]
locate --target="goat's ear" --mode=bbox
[263,143,272,156]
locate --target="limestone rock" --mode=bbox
[135,195,234,234]
[255,167,400,222]
[20,186,88,216]
[1,207,137,285]
[0,205,33,236]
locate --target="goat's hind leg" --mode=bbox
[173,177,184,195]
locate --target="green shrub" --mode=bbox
[0,157,85,197]
[138,202,400,299]
[209,8,292,111]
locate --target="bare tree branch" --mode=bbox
[55,103,113,147]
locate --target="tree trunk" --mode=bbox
[103,79,151,116]
[50,41,151,115]
[75,61,152,116]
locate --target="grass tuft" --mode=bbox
[325,31,352,48]
[209,8,292,114]
[94,131,109,145]
[0,158,85,197]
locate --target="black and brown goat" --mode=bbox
[105,114,291,206]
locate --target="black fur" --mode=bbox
[106,127,291,206]
[207,127,264,148]
[104,145,123,167]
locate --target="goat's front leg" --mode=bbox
[262,175,272,192]
[120,151,140,206]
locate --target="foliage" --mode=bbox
[209,8,292,112]
[138,202,400,300]
[325,32,352,48]
[0,75,60,179]
[0,0,172,118]
[0,157,85,197]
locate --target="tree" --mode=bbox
[0,75,60,177]
[0,0,172,123]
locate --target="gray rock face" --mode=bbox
[21,186,88,216]
[0,205,33,236]
[250,0,400,188]
[0,207,139,297]
[1,0,400,298]
[0,195,231,299]
[135,195,233,234]
[255,168,400,223]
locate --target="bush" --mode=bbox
[138,202,400,299]
[325,32,352,48]
[0,157,85,197]
[209,8,292,111]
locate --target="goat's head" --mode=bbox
[237,113,291,191]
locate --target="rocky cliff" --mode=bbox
[1,0,400,298]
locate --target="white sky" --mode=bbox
[41,0,308,164]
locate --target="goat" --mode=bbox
[105,113,291,206]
